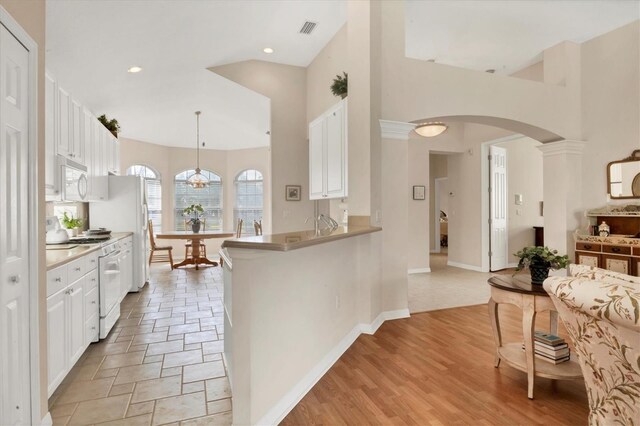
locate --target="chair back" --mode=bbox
[236,218,243,238]
[254,220,263,236]
[148,219,157,249]
[544,270,640,425]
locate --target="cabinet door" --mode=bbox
[71,99,84,164]
[68,278,85,367]
[113,137,120,175]
[325,101,346,198]
[45,72,59,197]
[575,251,600,268]
[47,290,67,396]
[309,116,325,200]
[602,254,632,275]
[57,86,72,159]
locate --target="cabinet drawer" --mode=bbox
[67,257,86,283]
[85,269,99,293]
[603,245,631,255]
[85,250,100,272]
[85,285,99,319]
[633,247,640,257]
[85,312,99,345]
[576,242,601,252]
[47,265,68,297]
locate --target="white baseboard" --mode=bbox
[447,260,484,272]
[258,308,410,425]
[429,249,440,253]
[41,412,52,426]
[408,268,431,274]
[507,262,518,268]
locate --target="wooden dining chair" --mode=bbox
[148,220,174,269]
[184,219,207,259]
[253,220,262,236]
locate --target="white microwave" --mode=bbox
[59,156,88,201]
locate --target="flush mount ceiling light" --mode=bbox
[263,47,274,54]
[127,66,142,73]
[187,111,209,189]
[415,122,448,138]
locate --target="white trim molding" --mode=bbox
[258,308,410,425]
[408,268,431,274]
[379,119,416,140]
[538,140,586,156]
[447,260,486,272]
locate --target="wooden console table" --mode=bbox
[488,275,583,399]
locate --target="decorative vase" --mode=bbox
[530,264,550,285]
[191,222,201,233]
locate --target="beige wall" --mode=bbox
[0,0,48,418]
[210,61,312,234]
[119,138,271,257]
[406,141,429,270]
[494,137,544,265]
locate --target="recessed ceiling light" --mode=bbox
[263,47,274,54]
[127,66,142,73]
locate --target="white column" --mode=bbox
[538,140,586,261]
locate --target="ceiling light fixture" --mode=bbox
[263,47,274,54]
[187,111,209,189]
[127,66,142,73]
[415,122,448,138]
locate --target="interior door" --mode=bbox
[0,23,31,425]
[489,145,508,271]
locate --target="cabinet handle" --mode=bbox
[8,275,20,284]
[69,288,74,294]
[54,277,61,282]
[584,245,592,249]
[92,300,96,304]
[74,267,81,272]
[612,247,621,253]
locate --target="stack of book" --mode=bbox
[523,331,570,364]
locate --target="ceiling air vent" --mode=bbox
[299,21,317,35]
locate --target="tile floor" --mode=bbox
[49,264,232,426]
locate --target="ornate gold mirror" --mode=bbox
[608,150,640,199]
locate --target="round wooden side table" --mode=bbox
[488,275,583,399]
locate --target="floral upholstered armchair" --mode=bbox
[544,265,640,426]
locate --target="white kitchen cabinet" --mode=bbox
[46,288,67,397]
[45,72,60,199]
[308,98,348,200]
[57,85,72,160]
[46,249,100,397]
[85,109,108,201]
[71,98,85,166]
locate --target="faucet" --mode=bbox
[305,214,339,235]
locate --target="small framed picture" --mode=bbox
[286,185,301,201]
[413,185,426,200]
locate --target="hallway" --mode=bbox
[48,265,232,426]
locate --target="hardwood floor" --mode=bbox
[283,304,589,425]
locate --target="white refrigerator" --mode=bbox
[90,175,150,292]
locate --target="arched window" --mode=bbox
[126,165,162,230]
[174,169,222,231]
[234,169,263,236]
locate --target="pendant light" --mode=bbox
[187,111,209,189]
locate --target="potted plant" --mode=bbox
[97,114,121,138]
[330,72,348,99]
[514,246,569,285]
[61,212,83,237]
[183,203,204,233]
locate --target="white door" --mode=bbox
[489,145,508,271]
[325,101,346,198]
[309,116,325,199]
[46,290,67,397]
[0,23,31,424]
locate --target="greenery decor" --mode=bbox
[61,212,82,230]
[183,204,204,233]
[330,72,348,99]
[97,114,121,137]
[514,246,569,285]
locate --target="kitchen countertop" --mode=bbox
[46,232,134,270]
[221,226,381,252]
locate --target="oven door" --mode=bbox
[99,250,121,317]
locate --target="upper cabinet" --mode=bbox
[308,98,348,200]
[45,70,119,202]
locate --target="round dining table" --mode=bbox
[156,230,235,269]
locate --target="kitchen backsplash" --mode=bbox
[47,201,90,231]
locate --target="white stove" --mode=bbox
[98,239,123,338]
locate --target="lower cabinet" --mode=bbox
[68,278,86,366]
[46,290,67,395]
[575,242,638,276]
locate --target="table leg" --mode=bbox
[488,298,501,367]
[550,310,558,335]
[522,297,537,399]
